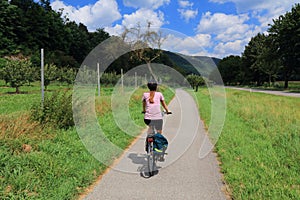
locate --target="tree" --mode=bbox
[0,0,19,55]
[186,74,205,92]
[43,63,58,90]
[122,22,164,82]
[89,28,110,48]
[57,67,76,86]
[2,58,33,93]
[66,22,91,65]
[255,35,282,86]
[242,33,268,86]
[217,55,242,85]
[268,3,300,88]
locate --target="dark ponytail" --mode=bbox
[147,82,157,104]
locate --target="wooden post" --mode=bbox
[121,68,124,92]
[135,72,137,89]
[41,48,44,105]
[97,63,100,96]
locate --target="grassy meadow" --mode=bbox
[194,88,300,199]
[0,82,174,199]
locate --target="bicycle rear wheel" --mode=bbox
[147,143,155,176]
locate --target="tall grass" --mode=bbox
[194,88,300,199]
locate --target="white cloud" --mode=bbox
[253,4,296,31]
[214,40,245,55]
[178,9,198,22]
[51,0,121,31]
[105,8,165,37]
[178,0,193,8]
[195,12,265,57]
[197,12,250,38]
[177,0,198,22]
[123,0,170,9]
[162,34,212,55]
[104,24,124,36]
[122,9,165,29]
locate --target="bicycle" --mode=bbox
[143,111,172,176]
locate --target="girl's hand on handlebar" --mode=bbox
[142,111,146,114]
[166,111,172,115]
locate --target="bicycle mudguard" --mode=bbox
[147,137,154,143]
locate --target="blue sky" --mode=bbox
[50,0,298,58]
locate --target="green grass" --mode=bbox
[0,129,106,199]
[0,81,72,94]
[0,93,41,115]
[0,81,73,115]
[194,88,300,199]
[0,83,175,199]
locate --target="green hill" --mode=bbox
[163,51,220,77]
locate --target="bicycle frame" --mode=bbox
[146,127,156,176]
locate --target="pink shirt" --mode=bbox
[142,92,164,120]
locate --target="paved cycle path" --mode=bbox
[83,89,228,200]
[226,86,300,98]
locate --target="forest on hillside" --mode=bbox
[0,0,110,67]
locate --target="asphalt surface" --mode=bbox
[226,87,300,98]
[83,89,227,200]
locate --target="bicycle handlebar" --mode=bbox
[142,111,172,115]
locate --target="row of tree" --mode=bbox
[0,57,146,93]
[215,3,299,88]
[0,58,76,93]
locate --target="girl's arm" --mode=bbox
[161,100,169,113]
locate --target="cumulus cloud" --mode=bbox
[197,12,252,42]
[122,9,165,28]
[214,40,245,55]
[51,0,121,31]
[162,34,212,55]
[177,0,198,22]
[123,0,170,9]
[105,8,165,38]
[195,12,264,57]
[178,9,198,22]
[178,0,193,8]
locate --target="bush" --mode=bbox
[31,90,74,129]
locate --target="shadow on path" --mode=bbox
[127,153,161,178]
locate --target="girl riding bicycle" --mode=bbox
[142,81,171,134]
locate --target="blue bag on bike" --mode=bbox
[153,133,168,153]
